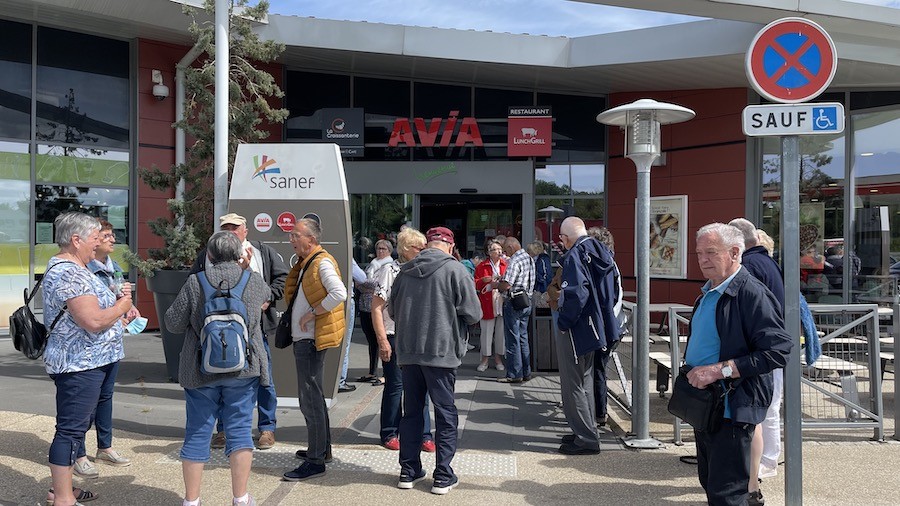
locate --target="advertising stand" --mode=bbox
[229,143,352,405]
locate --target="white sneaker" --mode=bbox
[96,449,132,467]
[759,463,778,479]
[495,363,505,371]
[73,458,99,479]
[476,363,488,372]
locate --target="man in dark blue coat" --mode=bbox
[555,217,620,455]
[686,223,792,506]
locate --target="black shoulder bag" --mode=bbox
[274,251,324,349]
[666,331,735,433]
[10,261,75,360]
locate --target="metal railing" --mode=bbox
[665,304,886,444]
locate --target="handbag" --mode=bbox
[667,365,729,433]
[509,286,530,310]
[9,261,75,360]
[274,251,324,349]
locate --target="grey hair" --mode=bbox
[485,239,502,254]
[728,218,759,248]
[375,239,393,252]
[588,226,615,252]
[207,231,243,264]
[297,218,321,242]
[525,240,545,256]
[697,223,745,257]
[55,212,101,247]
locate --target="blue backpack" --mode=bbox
[197,270,252,374]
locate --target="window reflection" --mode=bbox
[36,27,129,149]
[350,194,412,268]
[0,19,32,140]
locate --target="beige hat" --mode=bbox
[219,213,246,227]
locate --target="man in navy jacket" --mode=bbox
[686,223,792,506]
[555,217,620,455]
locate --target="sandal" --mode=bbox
[370,377,385,386]
[47,488,98,505]
[355,375,376,383]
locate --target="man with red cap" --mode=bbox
[388,226,482,495]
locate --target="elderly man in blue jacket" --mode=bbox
[686,223,792,506]
[555,216,621,455]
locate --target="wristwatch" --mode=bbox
[721,362,734,379]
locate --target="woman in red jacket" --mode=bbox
[474,239,507,372]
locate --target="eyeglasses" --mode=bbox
[376,247,391,251]
[558,233,568,240]
[101,233,115,240]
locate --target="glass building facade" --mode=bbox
[0,18,133,327]
[759,92,900,303]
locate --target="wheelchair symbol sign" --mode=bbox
[813,107,838,131]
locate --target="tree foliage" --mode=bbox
[126,0,287,277]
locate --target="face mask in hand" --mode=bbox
[126,317,148,334]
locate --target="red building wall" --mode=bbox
[606,88,749,305]
[135,38,284,328]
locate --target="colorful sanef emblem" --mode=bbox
[251,155,280,180]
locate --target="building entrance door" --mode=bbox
[419,194,522,259]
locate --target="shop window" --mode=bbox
[36,145,130,186]
[571,164,605,195]
[33,184,130,269]
[0,19,32,140]
[536,164,571,195]
[414,82,470,118]
[36,27,129,150]
[0,141,31,330]
[537,92,606,162]
[355,77,411,154]
[284,71,351,140]
[851,91,900,111]
[350,193,413,268]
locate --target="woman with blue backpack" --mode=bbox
[166,231,269,506]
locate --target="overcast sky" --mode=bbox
[266,0,900,37]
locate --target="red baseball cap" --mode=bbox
[426,226,454,244]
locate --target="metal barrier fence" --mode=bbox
[611,302,890,444]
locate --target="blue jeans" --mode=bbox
[181,377,259,462]
[293,339,332,465]
[216,335,277,433]
[380,335,432,442]
[503,301,532,380]
[339,297,356,386]
[49,364,113,466]
[75,360,120,457]
[399,365,457,482]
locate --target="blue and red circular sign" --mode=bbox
[746,18,837,104]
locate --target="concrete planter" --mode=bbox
[146,269,191,382]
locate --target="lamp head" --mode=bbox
[596,99,695,167]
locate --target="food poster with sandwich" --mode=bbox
[646,195,688,279]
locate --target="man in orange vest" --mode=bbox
[282,218,347,482]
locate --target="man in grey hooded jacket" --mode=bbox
[389,226,482,495]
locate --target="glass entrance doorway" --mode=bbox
[419,194,522,259]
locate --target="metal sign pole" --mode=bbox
[781,135,803,505]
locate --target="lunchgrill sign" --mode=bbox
[507,106,552,157]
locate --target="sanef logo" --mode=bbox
[251,155,280,181]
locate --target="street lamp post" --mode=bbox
[596,99,695,449]
[538,205,565,266]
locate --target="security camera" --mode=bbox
[152,83,169,101]
[151,69,169,101]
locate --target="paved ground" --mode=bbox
[1,330,899,505]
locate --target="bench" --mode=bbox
[650,351,674,397]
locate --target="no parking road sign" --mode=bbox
[746,17,837,104]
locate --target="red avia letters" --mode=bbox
[389,111,484,147]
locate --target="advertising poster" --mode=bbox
[642,195,688,279]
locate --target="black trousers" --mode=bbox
[592,346,612,418]
[694,420,755,506]
[358,310,379,376]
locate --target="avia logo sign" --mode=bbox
[251,155,280,180]
[389,110,484,147]
[250,154,316,189]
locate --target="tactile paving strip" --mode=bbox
[159,446,517,477]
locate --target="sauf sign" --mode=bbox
[389,110,483,147]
